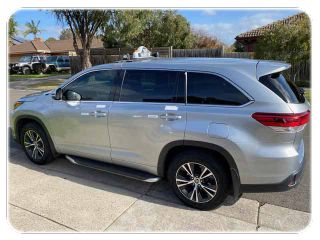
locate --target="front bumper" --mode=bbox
[240,158,305,193]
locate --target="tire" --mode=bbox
[20,122,54,165]
[33,64,42,74]
[48,65,56,73]
[168,150,229,210]
[22,66,31,75]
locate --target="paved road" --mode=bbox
[8,84,311,214]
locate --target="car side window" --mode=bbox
[187,72,249,106]
[119,70,185,103]
[63,70,120,101]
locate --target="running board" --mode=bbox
[65,155,161,183]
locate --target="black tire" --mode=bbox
[20,122,54,165]
[168,150,229,210]
[22,66,31,75]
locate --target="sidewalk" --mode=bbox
[8,150,310,232]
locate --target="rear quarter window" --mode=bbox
[259,73,305,103]
[187,72,250,106]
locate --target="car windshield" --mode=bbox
[19,56,32,63]
[46,56,57,63]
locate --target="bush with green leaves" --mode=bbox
[255,15,310,84]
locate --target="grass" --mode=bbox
[26,80,66,90]
[304,88,311,102]
[9,73,70,81]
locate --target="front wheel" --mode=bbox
[22,66,31,75]
[20,123,54,165]
[168,150,229,210]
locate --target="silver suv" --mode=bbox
[10,58,310,210]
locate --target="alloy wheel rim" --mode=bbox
[23,130,45,160]
[175,162,218,203]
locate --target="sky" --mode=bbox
[12,9,301,45]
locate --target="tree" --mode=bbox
[155,11,195,48]
[24,20,43,38]
[46,37,56,41]
[255,16,310,64]
[255,16,310,82]
[59,28,72,40]
[192,30,222,49]
[102,10,195,49]
[53,10,110,70]
[9,15,18,38]
[232,41,245,52]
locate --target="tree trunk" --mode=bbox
[81,47,92,70]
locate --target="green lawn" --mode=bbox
[9,73,70,81]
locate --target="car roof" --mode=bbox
[77,57,291,82]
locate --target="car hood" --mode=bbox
[19,90,52,102]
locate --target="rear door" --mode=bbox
[108,69,186,171]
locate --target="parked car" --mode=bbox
[45,55,70,73]
[10,58,310,210]
[11,55,47,74]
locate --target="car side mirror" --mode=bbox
[52,88,63,100]
[299,87,305,95]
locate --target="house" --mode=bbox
[8,36,24,47]
[235,13,308,52]
[9,37,104,63]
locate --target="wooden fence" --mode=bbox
[172,48,223,58]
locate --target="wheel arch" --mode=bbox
[14,115,58,156]
[157,140,241,198]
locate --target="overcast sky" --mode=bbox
[12,9,301,45]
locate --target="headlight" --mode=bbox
[13,101,24,110]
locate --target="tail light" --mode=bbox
[252,110,310,132]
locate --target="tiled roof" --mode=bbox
[235,13,308,40]
[45,38,104,53]
[9,38,104,55]
[9,39,50,54]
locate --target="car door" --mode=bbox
[47,69,121,162]
[108,69,186,172]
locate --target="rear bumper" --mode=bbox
[240,157,305,193]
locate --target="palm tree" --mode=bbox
[9,16,18,38]
[24,20,43,38]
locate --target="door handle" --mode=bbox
[159,113,182,121]
[90,110,107,118]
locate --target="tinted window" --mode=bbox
[259,73,305,103]
[187,72,249,106]
[120,70,185,103]
[63,70,120,101]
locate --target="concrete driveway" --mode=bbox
[7,88,311,232]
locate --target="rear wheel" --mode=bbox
[168,150,229,210]
[20,123,54,165]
